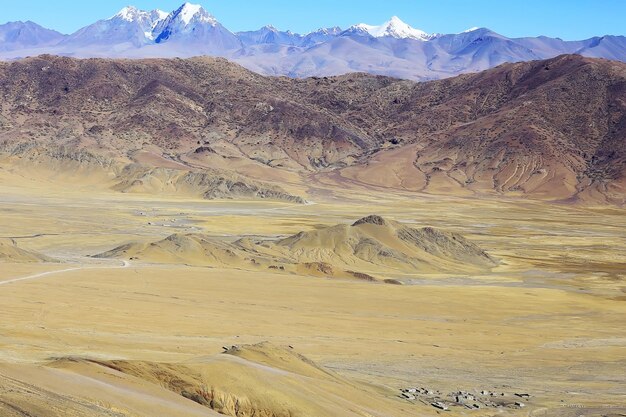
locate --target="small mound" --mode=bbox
[56,342,413,417]
[0,238,55,263]
[223,342,335,380]
[95,233,254,268]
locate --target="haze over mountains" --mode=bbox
[1,2,625,80]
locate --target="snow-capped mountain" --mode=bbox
[0,3,625,81]
[151,2,241,53]
[57,3,239,55]
[344,16,432,40]
[59,6,167,51]
[153,2,216,42]
[114,6,168,41]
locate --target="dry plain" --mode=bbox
[0,168,625,417]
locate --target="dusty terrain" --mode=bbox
[0,163,625,417]
[0,53,624,416]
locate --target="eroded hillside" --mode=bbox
[0,54,624,203]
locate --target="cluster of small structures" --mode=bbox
[135,210,203,231]
[400,386,530,411]
[222,345,240,353]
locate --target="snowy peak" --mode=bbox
[110,6,167,24]
[110,3,213,27]
[107,6,168,41]
[150,2,240,51]
[308,26,342,36]
[153,2,219,43]
[111,6,143,22]
[462,26,481,33]
[111,6,138,21]
[152,9,169,22]
[350,16,432,40]
[66,3,227,47]
[110,3,219,40]
[169,2,216,26]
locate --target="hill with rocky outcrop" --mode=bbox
[96,215,497,279]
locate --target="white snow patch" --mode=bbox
[111,6,139,22]
[155,10,169,21]
[179,3,202,24]
[351,16,431,40]
[174,2,215,25]
[109,6,169,40]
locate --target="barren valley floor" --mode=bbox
[0,174,625,417]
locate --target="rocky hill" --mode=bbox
[0,54,624,203]
[95,215,497,279]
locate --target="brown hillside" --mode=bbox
[0,54,624,203]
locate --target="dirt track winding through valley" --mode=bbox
[0,260,130,286]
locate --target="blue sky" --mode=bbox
[3,0,625,40]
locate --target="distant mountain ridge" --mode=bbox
[1,2,625,80]
[0,21,65,51]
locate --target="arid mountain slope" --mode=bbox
[361,54,626,203]
[0,54,624,203]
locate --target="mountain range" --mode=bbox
[0,54,624,204]
[1,2,625,80]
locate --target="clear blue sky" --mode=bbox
[3,0,625,40]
